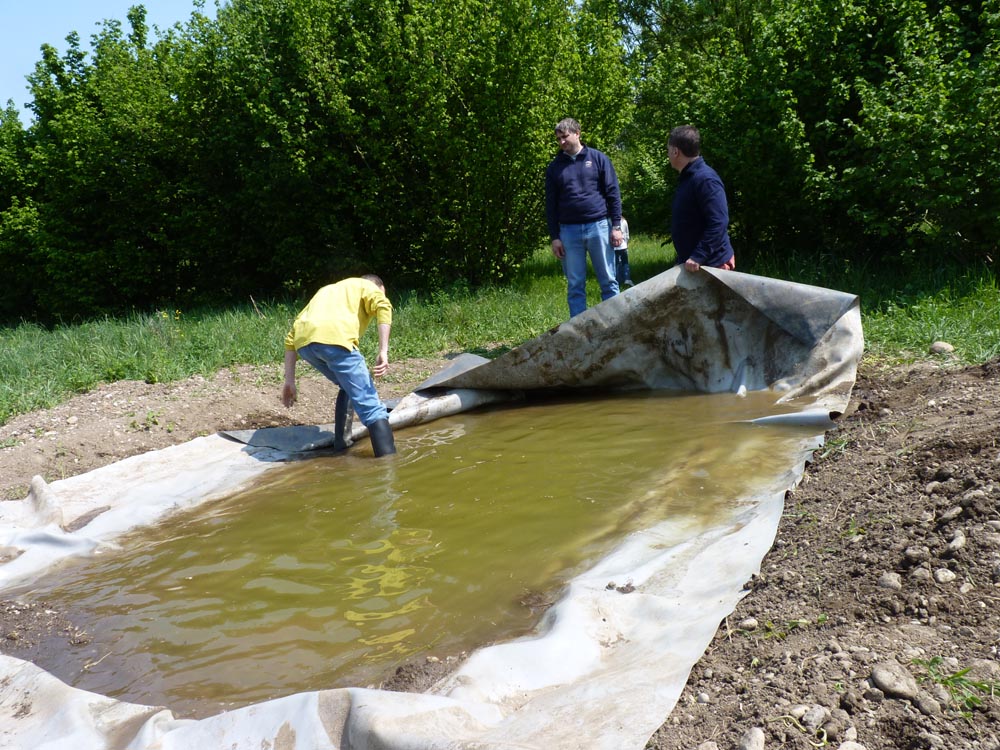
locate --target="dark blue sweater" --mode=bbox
[671,158,734,267]
[545,146,622,240]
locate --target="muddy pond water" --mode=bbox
[22,389,820,717]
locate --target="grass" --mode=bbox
[1,235,998,426]
[752,250,1000,366]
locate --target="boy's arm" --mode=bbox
[281,349,298,406]
[373,323,391,377]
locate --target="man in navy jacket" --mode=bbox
[545,117,624,317]
[668,125,736,272]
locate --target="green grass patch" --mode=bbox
[1,237,997,426]
[754,252,1000,366]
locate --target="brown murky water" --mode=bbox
[23,389,820,717]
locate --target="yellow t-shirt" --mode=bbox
[284,277,393,352]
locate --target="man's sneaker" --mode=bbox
[624,279,634,288]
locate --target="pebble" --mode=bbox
[862,685,885,702]
[946,532,966,553]
[878,572,903,590]
[931,683,951,704]
[737,726,765,750]
[801,704,829,729]
[967,659,1000,687]
[915,693,942,717]
[933,568,956,583]
[937,506,963,523]
[870,661,919,700]
[738,616,758,631]
[929,341,954,354]
[962,489,987,504]
[837,742,867,750]
[789,704,809,719]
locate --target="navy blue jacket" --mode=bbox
[545,146,622,240]
[671,158,734,267]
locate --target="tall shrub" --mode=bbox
[1,0,630,320]
[181,0,631,293]
[624,0,1000,272]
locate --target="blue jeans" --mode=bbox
[297,343,388,426]
[560,218,618,317]
[615,248,633,287]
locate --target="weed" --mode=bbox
[841,516,867,539]
[817,437,849,459]
[913,656,999,720]
[129,411,161,431]
[768,713,829,747]
[745,615,829,641]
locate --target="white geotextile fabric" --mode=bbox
[0,268,863,750]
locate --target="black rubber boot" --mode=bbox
[333,389,352,451]
[368,418,396,457]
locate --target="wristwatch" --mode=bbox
[612,225,622,231]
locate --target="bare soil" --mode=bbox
[2,355,999,750]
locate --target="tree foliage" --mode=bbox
[623,0,999,271]
[4,0,993,322]
[0,0,630,321]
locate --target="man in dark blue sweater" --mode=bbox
[545,118,624,317]
[668,125,736,272]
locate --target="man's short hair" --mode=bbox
[555,117,582,135]
[668,125,701,158]
[362,273,384,289]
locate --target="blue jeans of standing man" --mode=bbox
[559,218,619,317]
[297,342,388,426]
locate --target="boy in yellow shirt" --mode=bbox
[281,274,396,456]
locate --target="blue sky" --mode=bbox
[2,1,216,121]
